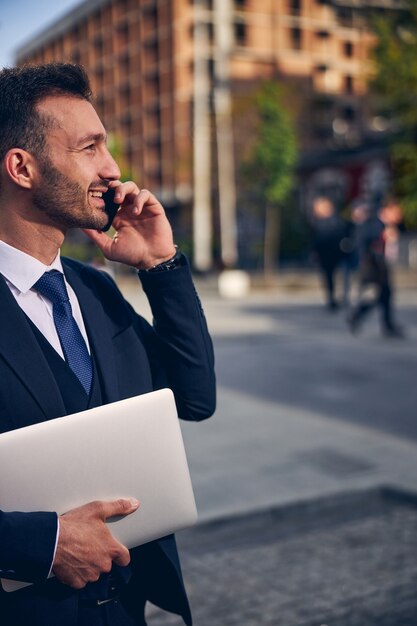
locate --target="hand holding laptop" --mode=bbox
[0,389,197,592]
[53,498,139,589]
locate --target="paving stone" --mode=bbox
[146,489,417,626]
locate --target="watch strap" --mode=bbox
[137,247,184,273]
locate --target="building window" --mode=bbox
[343,41,354,57]
[119,51,130,73]
[142,4,158,32]
[289,0,301,15]
[344,75,353,94]
[120,82,131,101]
[95,64,104,80]
[234,21,247,45]
[336,7,354,28]
[117,22,129,48]
[126,141,133,164]
[120,111,132,130]
[95,95,105,117]
[189,0,213,7]
[94,34,104,55]
[119,0,129,12]
[207,21,214,42]
[71,49,81,64]
[290,27,302,50]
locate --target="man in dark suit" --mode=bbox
[347,199,403,338]
[310,196,348,311]
[0,63,216,625]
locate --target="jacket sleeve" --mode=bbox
[137,256,216,422]
[0,510,57,583]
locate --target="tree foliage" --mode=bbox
[107,132,134,182]
[242,80,297,206]
[371,1,417,227]
[238,80,298,271]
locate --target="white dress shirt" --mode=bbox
[0,239,92,578]
[0,239,90,355]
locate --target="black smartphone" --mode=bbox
[102,187,119,232]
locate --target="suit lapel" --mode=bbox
[0,275,66,421]
[62,261,119,403]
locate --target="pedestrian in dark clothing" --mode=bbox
[347,201,403,337]
[311,197,348,311]
[339,218,359,307]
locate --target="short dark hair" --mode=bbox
[0,63,92,164]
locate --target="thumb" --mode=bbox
[99,498,140,521]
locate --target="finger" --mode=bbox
[131,189,149,215]
[113,189,160,219]
[115,185,160,214]
[82,229,114,256]
[99,498,140,521]
[108,180,122,190]
[135,189,164,215]
[67,575,87,590]
[113,181,140,205]
[112,542,131,568]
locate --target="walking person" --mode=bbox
[347,199,403,338]
[311,196,348,311]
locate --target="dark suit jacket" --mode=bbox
[0,256,216,625]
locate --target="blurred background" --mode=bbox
[3,0,417,273]
[1,1,417,624]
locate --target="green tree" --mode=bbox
[239,80,298,274]
[107,133,135,182]
[371,2,417,227]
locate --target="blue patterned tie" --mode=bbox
[33,270,93,394]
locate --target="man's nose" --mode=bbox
[100,149,121,181]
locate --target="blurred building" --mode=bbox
[16,0,402,267]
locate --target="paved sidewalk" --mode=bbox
[148,489,417,626]
[115,270,417,626]
[144,385,417,625]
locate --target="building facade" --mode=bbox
[16,0,399,266]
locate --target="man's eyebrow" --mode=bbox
[76,132,107,146]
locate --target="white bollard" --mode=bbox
[218,270,250,299]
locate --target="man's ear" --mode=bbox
[3,149,38,189]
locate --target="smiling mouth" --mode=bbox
[88,191,106,210]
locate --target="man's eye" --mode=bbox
[85,144,96,151]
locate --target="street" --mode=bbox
[118,270,417,520]
[206,282,417,441]
[118,271,417,625]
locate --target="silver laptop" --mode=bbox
[0,388,197,592]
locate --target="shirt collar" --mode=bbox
[0,239,64,294]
